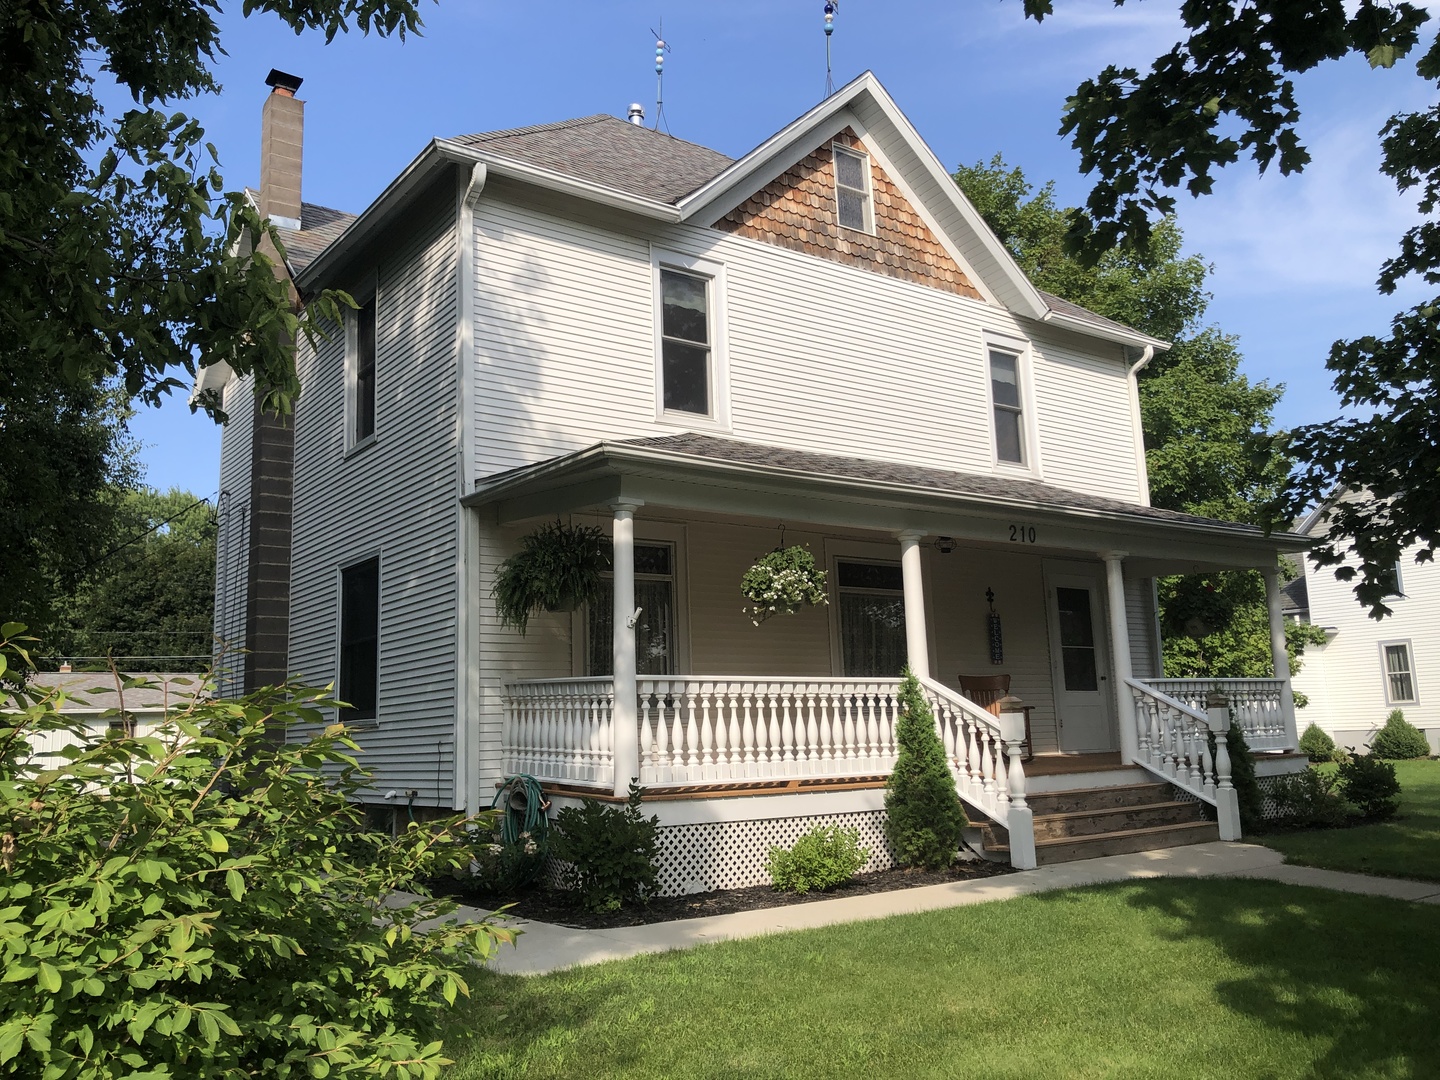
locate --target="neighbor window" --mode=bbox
[1382,641,1418,705]
[659,268,711,416]
[588,543,677,676]
[833,145,873,232]
[837,560,907,677]
[352,295,376,445]
[989,348,1026,465]
[339,558,380,722]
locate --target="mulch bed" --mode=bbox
[437,858,1017,930]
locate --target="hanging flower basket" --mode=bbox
[492,520,610,634]
[741,546,829,625]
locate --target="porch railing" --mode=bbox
[635,677,902,785]
[1139,678,1291,751]
[1126,678,1241,839]
[501,674,1039,866]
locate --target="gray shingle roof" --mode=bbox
[450,114,734,204]
[1039,290,1160,344]
[617,432,1260,532]
[275,202,357,275]
[22,673,206,712]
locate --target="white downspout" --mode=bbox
[453,161,487,817]
[1127,345,1155,508]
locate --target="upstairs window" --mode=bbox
[1379,561,1405,598]
[989,348,1026,466]
[351,296,377,446]
[660,267,711,417]
[1382,641,1418,705]
[833,145,873,233]
[339,558,380,723]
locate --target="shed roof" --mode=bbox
[21,673,205,713]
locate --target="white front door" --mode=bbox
[1045,566,1117,752]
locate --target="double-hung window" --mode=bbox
[588,542,678,677]
[1381,641,1418,705]
[655,254,727,426]
[339,558,380,723]
[351,295,377,446]
[836,561,907,677]
[988,347,1027,467]
[833,145,873,233]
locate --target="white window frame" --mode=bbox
[344,271,379,454]
[1381,560,1406,599]
[1379,639,1420,706]
[983,333,1042,478]
[831,143,875,234]
[651,249,730,431]
[824,536,927,677]
[573,521,691,676]
[335,551,382,728]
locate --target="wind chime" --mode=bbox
[986,587,1004,665]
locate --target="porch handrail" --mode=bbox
[918,676,1036,870]
[1138,677,1291,751]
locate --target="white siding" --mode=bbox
[470,190,1144,504]
[1295,545,1440,739]
[1125,574,1159,680]
[213,374,254,699]
[289,194,462,806]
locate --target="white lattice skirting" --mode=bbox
[654,809,896,895]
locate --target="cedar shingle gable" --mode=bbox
[717,129,983,301]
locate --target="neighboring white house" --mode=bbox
[15,672,200,767]
[1288,493,1439,754]
[207,70,1312,885]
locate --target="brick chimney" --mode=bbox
[242,69,302,698]
[259,69,304,228]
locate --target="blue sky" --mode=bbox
[126,0,1433,496]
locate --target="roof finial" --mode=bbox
[824,2,838,96]
[650,21,672,134]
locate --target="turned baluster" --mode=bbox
[765,686,782,775]
[779,682,796,771]
[801,684,819,773]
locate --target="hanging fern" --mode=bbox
[492,520,609,634]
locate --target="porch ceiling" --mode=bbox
[463,433,1310,569]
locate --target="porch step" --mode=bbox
[1024,782,1175,817]
[986,820,1221,865]
[978,780,1220,866]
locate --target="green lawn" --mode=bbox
[448,879,1440,1079]
[1261,758,1440,882]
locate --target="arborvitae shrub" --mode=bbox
[1299,722,1338,763]
[1338,752,1402,820]
[1370,710,1431,760]
[885,670,967,869]
[766,825,870,894]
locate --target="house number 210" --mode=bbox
[1009,524,1037,544]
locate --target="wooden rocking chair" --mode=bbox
[958,673,1033,762]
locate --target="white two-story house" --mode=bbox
[207,71,1311,888]
[1288,492,1439,754]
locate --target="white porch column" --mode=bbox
[1261,564,1299,750]
[898,531,930,680]
[1101,551,1139,763]
[611,502,641,797]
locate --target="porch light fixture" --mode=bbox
[934,536,957,554]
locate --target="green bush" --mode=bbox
[0,625,510,1079]
[551,782,660,912]
[1268,768,1350,828]
[766,825,870,894]
[884,670,967,869]
[1370,710,1431,760]
[1299,723,1338,764]
[1337,752,1402,820]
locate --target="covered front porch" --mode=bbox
[465,434,1311,870]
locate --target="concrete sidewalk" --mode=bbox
[456,841,1440,976]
